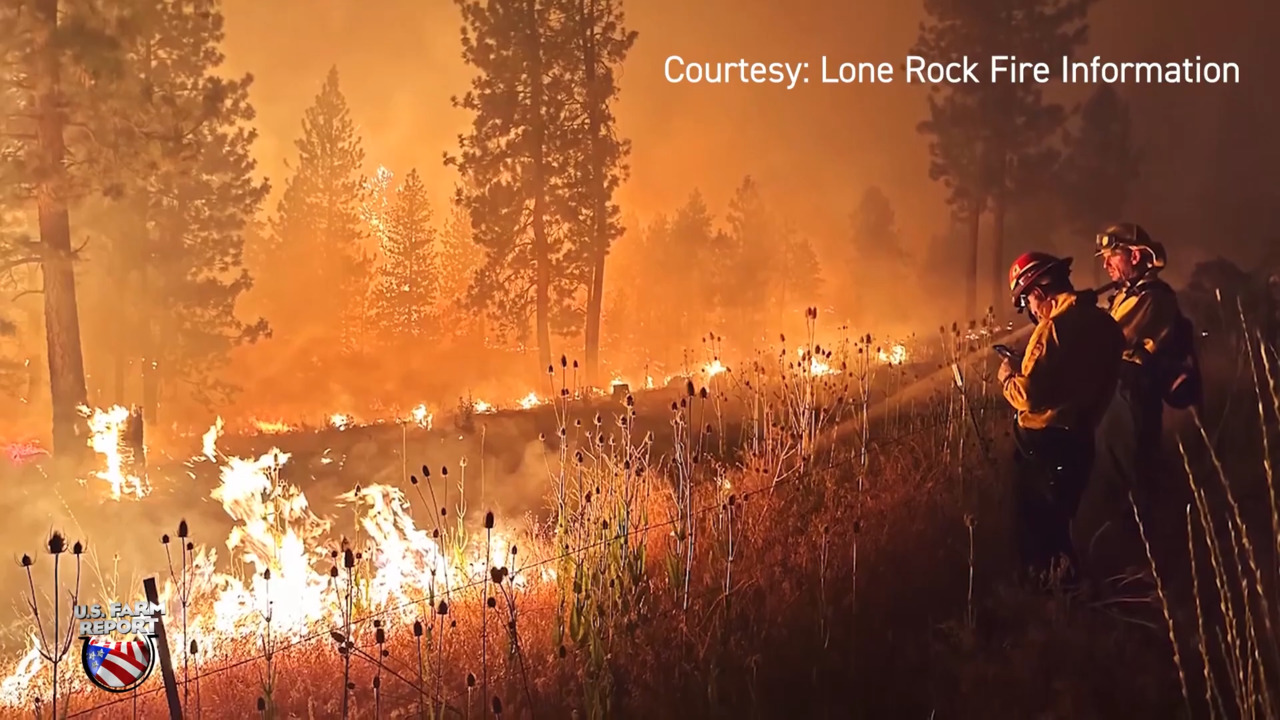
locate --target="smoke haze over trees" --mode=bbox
[0,0,1278,441]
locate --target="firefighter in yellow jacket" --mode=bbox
[1095,222,1178,503]
[999,252,1126,588]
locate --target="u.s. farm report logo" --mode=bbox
[76,600,164,693]
[81,637,157,692]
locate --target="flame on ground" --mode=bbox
[408,404,433,429]
[0,420,538,707]
[878,344,908,365]
[252,419,293,434]
[797,348,840,376]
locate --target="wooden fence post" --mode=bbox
[143,576,184,720]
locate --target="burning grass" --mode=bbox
[1,310,1271,718]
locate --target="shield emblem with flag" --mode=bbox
[81,636,156,693]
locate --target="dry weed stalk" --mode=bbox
[20,531,84,720]
[1130,494,1191,717]
[163,519,196,713]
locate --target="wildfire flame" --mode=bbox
[202,417,224,461]
[0,416,543,706]
[702,359,727,377]
[252,419,293,434]
[797,348,840,376]
[517,392,541,409]
[878,344,908,365]
[408,404,433,429]
[80,405,150,500]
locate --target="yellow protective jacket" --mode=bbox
[1002,291,1126,431]
[1108,273,1180,366]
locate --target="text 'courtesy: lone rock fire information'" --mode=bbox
[662,54,1242,88]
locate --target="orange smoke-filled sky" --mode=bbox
[219,0,942,246]
[219,0,1279,272]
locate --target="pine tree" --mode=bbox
[369,169,438,344]
[840,186,906,322]
[449,0,573,370]
[631,214,673,357]
[435,203,485,340]
[777,229,821,319]
[0,222,27,398]
[913,0,1095,320]
[721,176,780,349]
[361,165,396,258]
[561,0,637,385]
[850,187,902,260]
[668,191,717,336]
[1060,83,1140,285]
[0,0,126,455]
[358,165,396,343]
[79,0,271,417]
[263,66,369,367]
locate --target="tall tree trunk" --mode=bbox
[585,254,604,385]
[33,0,89,459]
[141,357,159,429]
[964,202,981,324]
[582,0,605,387]
[111,349,126,405]
[526,0,552,372]
[990,187,1006,323]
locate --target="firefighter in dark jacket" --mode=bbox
[1000,252,1126,588]
[1095,222,1178,504]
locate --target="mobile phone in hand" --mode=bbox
[993,344,1015,360]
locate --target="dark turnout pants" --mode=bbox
[1013,424,1095,587]
[1099,365,1165,511]
[1123,376,1165,505]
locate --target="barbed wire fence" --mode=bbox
[45,388,995,719]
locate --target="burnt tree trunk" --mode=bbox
[525,0,553,373]
[581,0,606,388]
[33,0,89,459]
[990,185,1007,323]
[111,348,126,405]
[141,358,159,430]
[964,201,982,325]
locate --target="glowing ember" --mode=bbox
[3,441,46,465]
[517,392,542,409]
[80,405,150,500]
